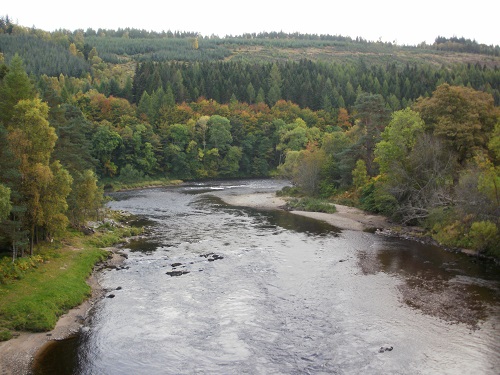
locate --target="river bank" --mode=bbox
[0,248,127,375]
[1,187,489,374]
[217,191,393,232]
[216,191,487,257]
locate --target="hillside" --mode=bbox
[1,18,499,70]
[0,18,499,258]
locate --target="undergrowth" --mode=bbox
[286,197,337,214]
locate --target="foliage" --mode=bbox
[1,34,499,260]
[276,186,303,197]
[130,59,500,114]
[374,109,425,174]
[431,219,470,249]
[433,36,500,56]
[0,34,90,77]
[0,254,44,284]
[0,185,11,221]
[468,221,499,253]
[0,54,36,124]
[352,159,369,190]
[358,178,399,216]
[414,84,499,164]
[286,197,337,213]
[118,164,145,182]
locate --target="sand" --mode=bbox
[219,192,392,231]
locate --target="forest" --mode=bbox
[0,16,499,262]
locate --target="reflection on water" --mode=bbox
[358,236,500,327]
[33,179,500,375]
[32,335,79,375]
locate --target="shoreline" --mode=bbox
[218,191,489,259]
[0,249,127,375]
[0,190,487,374]
[217,191,393,232]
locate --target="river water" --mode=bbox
[33,179,500,374]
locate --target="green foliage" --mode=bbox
[85,226,142,248]
[118,164,145,182]
[0,254,44,284]
[0,184,11,221]
[207,115,232,151]
[92,123,122,176]
[286,197,337,213]
[0,328,12,341]
[68,170,102,227]
[0,54,36,124]
[468,221,499,253]
[489,122,500,162]
[276,186,303,197]
[0,34,499,261]
[374,109,425,174]
[431,220,470,249]
[433,36,500,56]
[0,34,90,77]
[352,159,369,190]
[131,58,500,112]
[358,179,398,216]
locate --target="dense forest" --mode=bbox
[0,16,499,260]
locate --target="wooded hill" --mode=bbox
[0,16,499,259]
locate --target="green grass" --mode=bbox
[0,225,140,340]
[102,177,183,192]
[286,197,337,214]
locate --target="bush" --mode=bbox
[331,190,359,207]
[468,221,499,254]
[0,255,45,284]
[286,197,337,213]
[359,181,398,217]
[0,328,12,341]
[276,185,303,197]
[432,220,469,248]
[118,164,145,182]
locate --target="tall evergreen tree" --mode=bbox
[0,54,36,124]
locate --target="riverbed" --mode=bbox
[33,179,500,374]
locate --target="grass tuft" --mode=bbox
[286,197,337,214]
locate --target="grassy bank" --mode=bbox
[101,177,183,192]
[0,224,141,341]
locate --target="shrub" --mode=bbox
[276,185,303,197]
[0,255,45,284]
[359,181,398,217]
[118,164,145,182]
[432,220,469,248]
[468,221,499,253]
[287,197,337,213]
[0,328,12,341]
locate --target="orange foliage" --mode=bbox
[337,108,351,130]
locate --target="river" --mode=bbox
[33,179,500,374]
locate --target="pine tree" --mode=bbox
[0,54,36,124]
